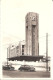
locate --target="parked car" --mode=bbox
[2,65,14,70]
[18,65,35,72]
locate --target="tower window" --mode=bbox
[32,25,35,27]
[26,26,28,28]
[32,16,36,21]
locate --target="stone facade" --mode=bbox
[25,12,39,56]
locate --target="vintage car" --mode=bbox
[18,65,35,71]
[2,64,14,70]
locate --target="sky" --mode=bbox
[1,0,52,61]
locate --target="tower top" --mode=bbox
[26,12,38,17]
[25,12,39,26]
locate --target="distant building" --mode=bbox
[25,12,39,56]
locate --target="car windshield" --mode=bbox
[21,65,30,67]
[4,65,12,67]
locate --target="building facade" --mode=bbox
[8,44,18,58]
[25,12,39,56]
[8,40,26,58]
[19,40,26,56]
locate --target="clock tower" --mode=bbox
[25,12,39,56]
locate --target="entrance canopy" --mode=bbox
[8,55,43,61]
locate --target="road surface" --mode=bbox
[3,70,50,78]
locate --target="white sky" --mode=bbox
[1,0,52,61]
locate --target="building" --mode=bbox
[8,12,44,61]
[25,12,39,56]
[8,41,26,58]
[18,40,26,56]
[8,12,39,58]
[8,44,18,58]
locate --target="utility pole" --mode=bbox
[46,33,48,72]
[7,48,8,66]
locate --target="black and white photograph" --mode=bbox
[0,0,52,79]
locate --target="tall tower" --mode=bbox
[25,12,39,56]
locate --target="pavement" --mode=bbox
[3,70,50,78]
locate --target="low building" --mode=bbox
[8,40,26,58]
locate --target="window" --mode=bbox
[22,49,24,52]
[32,16,36,21]
[22,53,24,55]
[26,26,28,28]
[22,45,24,48]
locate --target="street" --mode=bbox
[3,70,50,78]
